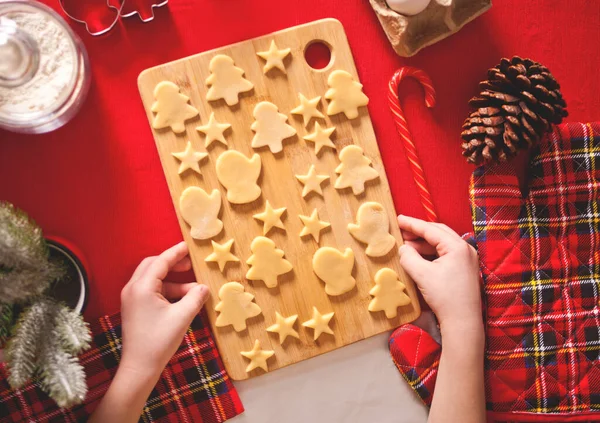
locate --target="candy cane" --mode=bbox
[388,67,438,222]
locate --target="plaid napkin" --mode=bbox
[0,312,244,422]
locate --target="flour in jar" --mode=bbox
[0,11,76,116]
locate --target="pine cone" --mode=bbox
[461,56,568,165]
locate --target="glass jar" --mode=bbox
[0,0,90,134]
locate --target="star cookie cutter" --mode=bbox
[60,0,168,36]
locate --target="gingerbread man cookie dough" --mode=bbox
[206,54,254,106]
[325,70,369,119]
[334,145,379,195]
[246,236,293,288]
[151,81,198,134]
[215,282,262,332]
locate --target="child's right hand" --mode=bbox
[397,215,482,333]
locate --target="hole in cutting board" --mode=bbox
[304,40,333,70]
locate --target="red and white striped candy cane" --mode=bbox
[388,67,438,222]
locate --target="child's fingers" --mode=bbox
[431,223,462,241]
[142,242,190,284]
[400,228,421,241]
[174,284,210,321]
[398,215,457,249]
[129,256,156,283]
[402,239,437,257]
[170,256,192,273]
[162,282,198,300]
[399,244,433,283]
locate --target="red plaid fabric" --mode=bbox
[0,312,244,422]
[390,122,600,422]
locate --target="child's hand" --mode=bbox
[119,242,209,377]
[397,215,482,333]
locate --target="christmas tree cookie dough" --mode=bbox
[253,201,286,235]
[216,150,262,204]
[312,247,355,296]
[206,54,254,106]
[302,307,334,341]
[296,165,329,198]
[348,202,396,257]
[325,70,369,119]
[241,340,275,373]
[303,122,336,155]
[291,93,324,127]
[151,81,198,134]
[334,145,379,195]
[215,282,262,332]
[171,141,208,175]
[299,209,330,243]
[196,112,231,148]
[256,40,291,74]
[246,236,293,288]
[251,101,297,154]
[266,312,299,344]
[205,239,240,272]
[179,187,223,240]
[368,268,411,318]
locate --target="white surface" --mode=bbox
[233,314,436,423]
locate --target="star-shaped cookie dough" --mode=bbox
[253,201,286,235]
[267,312,299,344]
[291,94,325,127]
[299,209,330,243]
[256,40,291,74]
[303,122,336,155]
[296,165,329,197]
[204,239,240,272]
[302,306,334,341]
[196,112,231,148]
[241,339,275,373]
[171,141,208,175]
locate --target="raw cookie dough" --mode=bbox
[179,187,223,240]
[171,141,208,175]
[256,40,291,74]
[302,306,334,341]
[196,112,231,148]
[251,101,297,154]
[334,145,379,195]
[303,122,336,155]
[299,209,330,243]
[291,93,324,127]
[312,247,356,296]
[246,236,293,288]
[215,282,262,332]
[368,268,411,318]
[296,165,329,197]
[216,150,262,204]
[241,339,275,373]
[266,312,299,344]
[253,200,286,235]
[348,202,396,257]
[151,81,199,134]
[325,70,369,119]
[206,54,254,106]
[205,239,240,272]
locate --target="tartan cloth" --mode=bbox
[0,311,244,422]
[390,122,600,422]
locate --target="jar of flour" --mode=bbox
[0,0,90,133]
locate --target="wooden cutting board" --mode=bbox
[138,18,421,381]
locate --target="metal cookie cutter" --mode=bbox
[121,0,169,23]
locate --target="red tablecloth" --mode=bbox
[1,0,599,320]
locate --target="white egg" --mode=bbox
[386,0,432,16]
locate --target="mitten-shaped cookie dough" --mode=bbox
[246,236,293,288]
[251,101,296,154]
[325,70,369,119]
[206,54,254,106]
[334,145,379,195]
[215,282,262,332]
[348,202,396,257]
[151,81,199,134]
[312,247,355,296]
[179,187,223,240]
[368,268,411,318]
[216,150,262,204]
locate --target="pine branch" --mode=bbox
[37,332,88,408]
[5,298,56,388]
[0,303,14,347]
[54,303,91,355]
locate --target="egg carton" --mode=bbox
[369,0,492,57]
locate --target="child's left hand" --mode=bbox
[119,241,210,378]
